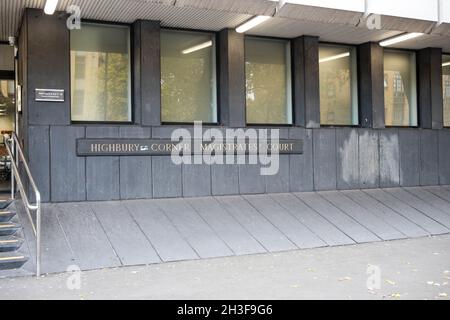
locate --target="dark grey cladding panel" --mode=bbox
[119,126,151,139]
[152,157,182,198]
[379,129,400,188]
[28,126,50,202]
[119,126,153,199]
[86,126,120,201]
[358,129,379,188]
[26,9,70,125]
[239,164,266,194]
[265,155,290,193]
[211,164,239,196]
[336,128,359,190]
[313,128,337,191]
[399,129,420,187]
[120,157,152,200]
[420,130,439,186]
[50,126,86,202]
[289,128,313,192]
[439,130,450,185]
[182,164,212,197]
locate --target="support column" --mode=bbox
[133,20,161,126]
[218,29,246,127]
[291,36,320,128]
[417,47,443,129]
[357,42,385,129]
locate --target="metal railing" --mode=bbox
[3,133,41,278]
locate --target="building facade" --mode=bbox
[1,0,449,203]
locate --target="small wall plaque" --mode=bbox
[35,89,65,102]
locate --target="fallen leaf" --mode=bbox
[391,293,401,299]
[434,283,441,287]
[290,284,300,288]
[427,281,435,285]
[338,277,352,282]
[438,293,448,298]
[385,279,396,286]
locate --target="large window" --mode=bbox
[245,37,292,125]
[443,54,450,127]
[383,50,417,127]
[161,30,217,123]
[319,44,358,125]
[70,23,132,122]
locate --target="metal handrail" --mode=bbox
[3,133,41,278]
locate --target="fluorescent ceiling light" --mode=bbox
[236,16,271,33]
[182,41,213,55]
[319,52,350,63]
[443,62,450,67]
[44,0,59,15]
[379,32,424,47]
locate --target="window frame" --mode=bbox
[69,19,134,125]
[244,35,294,127]
[318,41,359,128]
[442,52,450,128]
[382,47,419,128]
[160,27,220,126]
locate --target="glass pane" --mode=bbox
[384,50,417,127]
[245,37,292,125]
[319,44,358,125]
[0,80,15,132]
[161,30,217,123]
[70,23,132,122]
[443,54,450,127]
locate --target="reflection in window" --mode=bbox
[0,80,15,132]
[161,30,217,123]
[384,50,417,127]
[245,37,292,125]
[70,23,132,122]
[319,44,358,125]
[443,54,450,127]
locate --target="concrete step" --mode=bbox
[0,236,24,252]
[0,211,16,223]
[0,200,13,210]
[0,222,21,236]
[0,253,28,270]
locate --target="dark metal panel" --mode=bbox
[187,197,265,255]
[238,164,266,194]
[379,129,400,188]
[133,20,161,126]
[86,126,120,201]
[26,9,70,126]
[336,128,359,190]
[28,126,50,202]
[399,129,420,187]
[265,155,290,193]
[357,42,385,129]
[289,128,314,192]
[182,164,212,197]
[119,126,152,199]
[218,29,246,127]
[91,202,161,265]
[438,130,450,185]
[417,48,443,129]
[152,157,182,198]
[211,164,239,196]
[313,128,337,191]
[216,196,296,252]
[420,129,439,186]
[50,126,86,202]
[124,200,198,262]
[358,128,379,188]
[245,195,326,249]
[292,36,320,128]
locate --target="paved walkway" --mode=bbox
[0,235,449,300]
[2,186,450,278]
